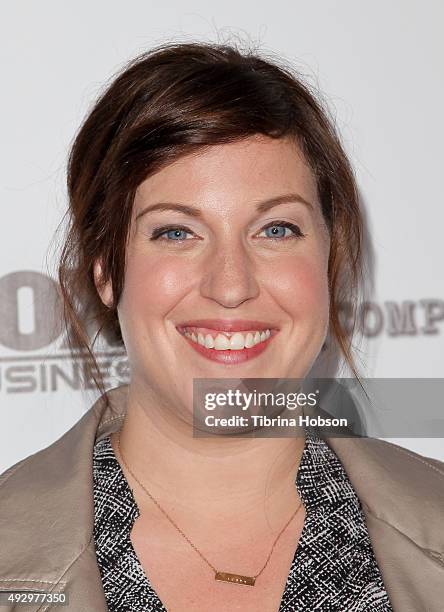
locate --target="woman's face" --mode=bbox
[97,135,331,412]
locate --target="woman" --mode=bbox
[1,41,443,612]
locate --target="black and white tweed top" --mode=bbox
[93,431,393,611]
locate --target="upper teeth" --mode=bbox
[184,329,271,350]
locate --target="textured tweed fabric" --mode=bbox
[93,430,393,611]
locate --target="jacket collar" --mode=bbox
[1,384,444,610]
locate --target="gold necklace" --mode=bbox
[115,432,303,587]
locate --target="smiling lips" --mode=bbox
[176,320,277,364]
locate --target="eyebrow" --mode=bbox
[135,192,313,221]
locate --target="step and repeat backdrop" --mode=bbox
[1,1,443,472]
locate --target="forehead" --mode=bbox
[134,135,319,216]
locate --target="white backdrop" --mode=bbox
[1,0,443,473]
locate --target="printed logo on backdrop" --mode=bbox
[0,271,129,394]
[339,298,444,337]
[0,270,443,394]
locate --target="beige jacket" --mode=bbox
[0,384,444,612]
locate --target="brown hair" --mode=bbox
[58,41,363,401]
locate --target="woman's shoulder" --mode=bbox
[328,434,444,505]
[0,387,125,499]
[327,434,444,558]
[0,397,112,602]
[328,435,444,608]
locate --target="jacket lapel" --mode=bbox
[0,386,128,611]
[327,434,444,610]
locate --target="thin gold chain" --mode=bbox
[115,432,303,579]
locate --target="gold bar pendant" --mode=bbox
[215,571,256,586]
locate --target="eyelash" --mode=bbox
[149,221,305,242]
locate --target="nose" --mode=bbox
[199,239,260,308]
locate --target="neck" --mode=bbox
[111,385,306,529]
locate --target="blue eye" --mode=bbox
[151,226,193,241]
[264,225,290,238]
[259,222,304,239]
[165,229,190,240]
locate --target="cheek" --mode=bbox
[120,253,192,317]
[266,254,329,319]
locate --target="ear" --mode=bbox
[93,258,114,308]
